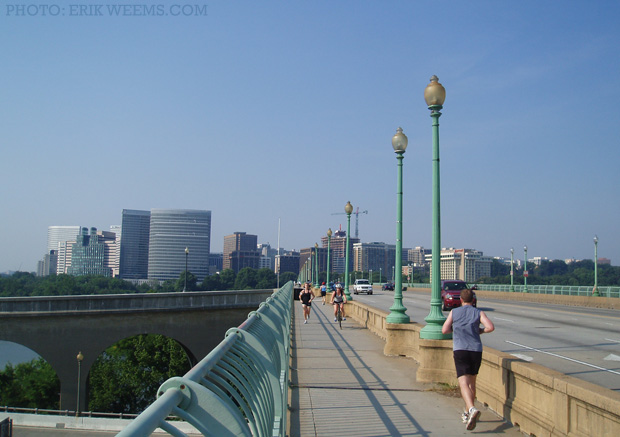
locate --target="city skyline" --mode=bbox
[2,1,619,272]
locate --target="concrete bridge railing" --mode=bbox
[118,281,294,437]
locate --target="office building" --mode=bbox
[67,227,117,277]
[320,229,359,274]
[119,209,151,280]
[426,248,492,283]
[408,247,431,267]
[276,251,300,275]
[148,209,211,281]
[209,252,223,275]
[37,250,58,277]
[352,242,396,279]
[47,226,81,253]
[223,232,259,273]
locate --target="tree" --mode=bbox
[234,267,257,290]
[256,268,276,289]
[88,334,191,414]
[0,358,60,409]
[279,272,297,285]
[176,271,197,292]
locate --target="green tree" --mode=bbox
[279,272,297,285]
[234,267,257,290]
[256,268,276,289]
[88,334,191,414]
[0,358,60,409]
[176,271,197,292]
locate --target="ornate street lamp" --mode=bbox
[593,235,599,296]
[76,351,83,416]
[344,201,354,300]
[523,246,529,293]
[314,243,319,288]
[183,247,189,292]
[510,248,515,292]
[387,127,410,324]
[420,76,449,339]
[327,228,332,288]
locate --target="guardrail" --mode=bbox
[117,281,293,437]
[409,282,620,298]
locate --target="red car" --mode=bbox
[441,280,477,311]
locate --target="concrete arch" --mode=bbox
[0,290,272,413]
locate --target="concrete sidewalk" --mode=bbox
[289,298,523,436]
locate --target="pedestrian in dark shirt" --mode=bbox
[300,282,314,324]
[442,288,494,431]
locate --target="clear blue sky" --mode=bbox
[1,0,619,272]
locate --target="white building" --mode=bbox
[426,248,492,282]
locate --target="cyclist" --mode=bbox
[331,283,347,322]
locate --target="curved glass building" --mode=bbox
[147,209,211,282]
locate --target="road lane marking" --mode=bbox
[506,340,620,376]
[604,354,620,362]
[495,317,515,323]
[605,338,620,343]
[511,353,533,361]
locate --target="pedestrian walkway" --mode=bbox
[289,298,523,436]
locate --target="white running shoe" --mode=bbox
[461,412,468,424]
[466,407,480,430]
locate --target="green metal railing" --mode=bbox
[409,282,620,298]
[118,281,293,437]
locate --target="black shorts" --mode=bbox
[453,350,482,377]
[321,290,326,296]
[302,301,311,307]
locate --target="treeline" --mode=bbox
[0,268,299,297]
[479,259,620,286]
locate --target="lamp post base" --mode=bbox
[420,304,451,340]
[387,300,410,324]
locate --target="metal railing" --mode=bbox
[409,282,620,298]
[118,281,293,436]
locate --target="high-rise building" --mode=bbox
[37,250,58,277]
[353,242,396,278]
[426,248,492,282]
[320,229,359,274]
[119,209,151,280]
[47,226,80,253]
[223,232,259,273]
[208,252,223,275]
[276,251,300,275]
[408,247,431,267]
[67,227,117,277]
[147,209,211,281]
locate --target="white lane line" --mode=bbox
[511,353,533,361]
[605,354,620,361]
[495,317,515,323]
[505,340,620,376]
[605,338,620,343]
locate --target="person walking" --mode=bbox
[300,282,314,324]
[330,283,347,322]
[441,288,494,431]
[320,282,327,305]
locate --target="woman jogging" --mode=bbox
[330,283,347,322]
[300,282,314,324]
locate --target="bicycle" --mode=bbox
[336,305,343,329]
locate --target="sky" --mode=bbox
[1,0,619,273]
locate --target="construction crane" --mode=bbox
[331,207,368,239]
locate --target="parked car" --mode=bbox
[353,279,373,295]
[382,282,395,291]
[441,280,477,311]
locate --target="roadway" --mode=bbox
[352,287,620,391]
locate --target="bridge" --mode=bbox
[2,283,620,436]
[0,289,273,414]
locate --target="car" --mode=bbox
[382,282,395,291]
[441,280,477,311]
[353,279,373,295]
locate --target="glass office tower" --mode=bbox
[119,209,151,279]
[147,209,211,282]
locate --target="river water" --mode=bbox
[0,341,40,369]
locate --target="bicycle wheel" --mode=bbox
[337,308,342,329]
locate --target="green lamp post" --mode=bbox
[387,127,410,324]
[510,248,515,292]
[593,235,599,296]
[420,75,450,340]
[523,246,529,293]
[344,201,353,301]
[314,243,319,288]
[183,247,189,292]
[326,228,332,288]
[76,351,83,416]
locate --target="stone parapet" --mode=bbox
[346,299,620,437]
